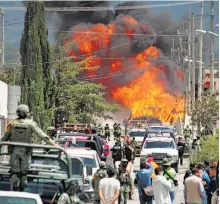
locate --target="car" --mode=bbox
[0,191,43,204]
[63,148,101,202]
[140,136,179,173]
[128,128,146,154]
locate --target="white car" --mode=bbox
[65,148,100,201]
[140,136,179,172]
[128,128,146,154]
[0,191,43,204]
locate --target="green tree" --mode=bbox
[190,93,219,135]
[0,64,21,85]
[53,44,119,125]
[20,1,55,129]
[192,135,219,164]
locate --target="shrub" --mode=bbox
[192,135,219,164]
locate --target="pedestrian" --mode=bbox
[1,104,57,191]
[177,136,185,166]
[92,161,108,204]
[147,157,159,179]
[111,139,123,169]
[197,163,210,187]
[99,167,120,204]
[184,168,206,204]
[131,137,137,163]
[102,140,110,162]
[136,160,153,204]
[207,166,217,204]
[152,167,173,204]
[117,159,134,204]
[161,158,177,204]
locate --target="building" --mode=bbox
[0,80,21,136]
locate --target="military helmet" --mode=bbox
[47,126,55,131]
[99,161,107,168]
[121,158,128,164]
[16,104,29,116]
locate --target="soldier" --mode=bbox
[113,122,118,140]
[1,104,57,191]
[131,137,137,163]
[97,124,103,135]
[117,123,122,139]
[58,178,84,204]
[111,138,123,169]
[184,125,191,140]
[92,161,107,204]
[104,124,110,141]
[123,138,134,163]
[117,159,134,204]
[47,126,56,139]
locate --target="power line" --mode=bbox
[2,1,201,11]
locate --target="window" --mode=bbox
[80,157,97,168]
[144,141,175,149]
[0,197,37,204]
[148,132,171,137]
[129,132,145,137]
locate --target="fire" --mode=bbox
[65,15,184,123]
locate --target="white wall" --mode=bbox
[0,80,8,118]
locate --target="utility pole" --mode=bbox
[210,1,215,95]
[191,12,196,138]
[187,8,192,113]
[198,1,203,99]
[0,8,4,66]
[191,13,196,109]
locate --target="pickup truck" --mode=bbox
[0,191,43,204]
[0,142,86,204]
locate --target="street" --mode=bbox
[107,138,188,204]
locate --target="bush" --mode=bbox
[192,135,219,164]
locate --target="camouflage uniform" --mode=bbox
[97,124,103,135]
[1,104,56,191]
[92,161,107,203]
[104,124,110,141]
[184,125,191,139]
[131,138,137,162]
[117,159,133,204]
[58,178,83,204]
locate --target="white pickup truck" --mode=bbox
[0,191,43,204]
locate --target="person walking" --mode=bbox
[184,168,206,204]
[104,124,110,141]
[117,159,134,204]
[111,139,123,169]
[161,158,177,204]
[99,167,120,204]
[177,136,185,166]
[152,167,173,204]
[102,140,110,162]
[92,161,108,204]
[136,160,153,204]
[1,104,57,191]
[207,166,217,204]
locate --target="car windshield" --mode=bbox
[149,127,172,132]
[80,157,97,168]
[144,141,175,149]
[148,132,171,137]
[129,131,145,137]
[0,197,37,204]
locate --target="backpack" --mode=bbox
[93,169,106,191]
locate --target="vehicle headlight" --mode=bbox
[171,155,178,161]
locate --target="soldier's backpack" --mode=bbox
[93,169,106,190]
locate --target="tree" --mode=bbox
[20,1,55,130]
[190,93,219,135]
[0,64,21,85]
[53,44,119,125]
[192,135,219,164]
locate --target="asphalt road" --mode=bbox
[106,137,189,204]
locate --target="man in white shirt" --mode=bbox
[152,167,173,204]
[99,167,120,204]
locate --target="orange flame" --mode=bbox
[65,16,184,124]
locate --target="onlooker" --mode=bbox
[161,158,177,204]
[177,136,185,166]
[136,160,153,204]
[207,166,217,204]
[197,163,210,187]
[147,157,158,179]
[184,168,206,204]
[152,167,172,204]
[211,161,217,168]
[99,167,120,204]
[103,140,110,162]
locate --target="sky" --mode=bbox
[0,1,219,59]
